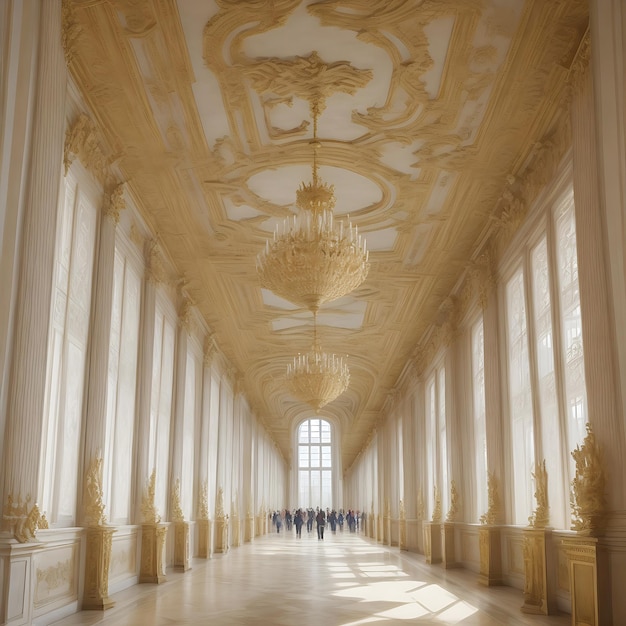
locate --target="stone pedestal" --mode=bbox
[521,528,555,615]
[399,517,406,550]
[423,522,442,564]
[83,526,115,610]
[255,515,262,537]
[245,515,255,542]
[563,535,609,626]
[442,522,458,568]
[139,523,167,584]
[478,526,502,586]
[215,517,229,554]
[173,522,190,572]
[197,519,212,558]
[231,514,240,547]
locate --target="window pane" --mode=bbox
[506,268,535,524]
[298,422,309,443]
[321,446,331,468]
[472,318,488,521]
[296,419,333,509]
[299,445,309,468]
[556,196,587,463]
[310,445,320,468]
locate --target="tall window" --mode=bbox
[41,175,97,525]
[425,365,446,517]
[298,419,332,509]
[503,187,588,528]
[471,317,488,521]
[105,247,141,524]
[505,267,535,524]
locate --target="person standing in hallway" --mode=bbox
[316,509,325,540]
[294,509,304,538]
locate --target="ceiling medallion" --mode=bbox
[286,313,349,411]
[256,99,369,312]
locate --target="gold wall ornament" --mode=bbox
[446,480,459,523]
[570,423,607,535]
[198,480,209,521]
[3,495,43,543]
[170,479,184,522]
[61,0,82,66]
[480,471,500,525]
[83,456,107,527]
[432,485,442,523]
[141,469,161,524]
[528,460,549,529]
[145,239,169,285]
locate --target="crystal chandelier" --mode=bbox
[257,100,369,312]
[286,313,350,411]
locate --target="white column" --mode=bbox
[81,188,125,517]
[482,288,505,523]
[132,243,158,522]
[168,298,189,519]
[1,0,66,518]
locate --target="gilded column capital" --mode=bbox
[62,0,82,66]
[145,239,168,285]
[102,182,126,225]
[203,334,218,367]
[63,113,108,182]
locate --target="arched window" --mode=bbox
[297,418,332,509]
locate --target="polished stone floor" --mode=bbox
[54,530,570,625]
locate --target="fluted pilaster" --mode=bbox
[2,0,66,511]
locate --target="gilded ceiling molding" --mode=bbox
[103,183,126,224]
[63,113,109,183]
[243,51,373,114]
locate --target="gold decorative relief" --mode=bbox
[480,471,500,525]
[145,239,169,285]
[528,460,549,529]
[61,0,82,66]
[171,479,184,522]
[446,480,459,523]
[83,455,107,527]
[244,50,372,116]
[570,423,607,535]
[36,557,74,599]
[141,469,161,524]
[432,485,442,524]
[3,495,43,543]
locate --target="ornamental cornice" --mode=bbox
[64,113,109,183]
[103,183,126,224]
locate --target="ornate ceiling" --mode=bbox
[64,0,588,470]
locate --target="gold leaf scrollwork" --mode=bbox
[446,479,459,523]
[432,485,442,523]
[2,495,43,543]
[480,471,500,525]
[141,469,161,524]
[570,423,607,535]
[198,480,209,520]
[216,486,225,520]
[83,456,107,527]
[171,479,184,522]
[528,460,549,529]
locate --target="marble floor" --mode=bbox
[53,530,571,626]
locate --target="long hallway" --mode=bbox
[55,530,570,626]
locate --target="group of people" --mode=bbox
[271,508,364,540]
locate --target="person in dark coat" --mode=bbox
[316,509,325,540]
[294,508,304,538]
